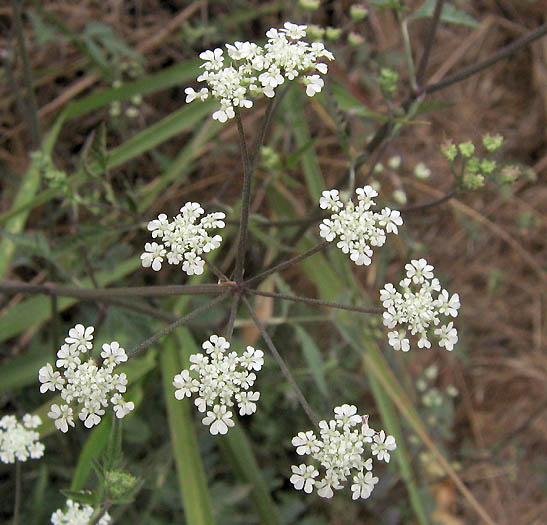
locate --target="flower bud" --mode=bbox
[458,141,475,158]
[482,133,504,152]
[299,0,320,10]
[350,4,369,21]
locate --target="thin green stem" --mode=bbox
[242,296,319,428]
[11,0,41,148]
[128,293,229,357]
[243,241,329,288]
[246,289,382,315]
[12,460,21,525]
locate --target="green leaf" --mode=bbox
[292,325,329,399]
[71,416,112,491]
[218,424,282,525]
[160,332,215,525]
[284,87,325,202]
[411,1,481,29]
[104,416,123,473]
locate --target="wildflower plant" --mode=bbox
[290,406,395,499]
[141,202,226,275]
[173,335,263,435]
[185,22,333,122]
[38,324,134,432]
[380,259,460,352]
[319,186,403,266]
[0,414,44,464]
[4,4,542,522]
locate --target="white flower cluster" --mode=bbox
[380,259,461,352]
[319,186,403,266]
[38,324,134,433]
[51,499,110,525]
[173,335,264,435]
[141,202,225,276]
[290,406,396,500]
[0,414,44,463]
[185,22,334,122]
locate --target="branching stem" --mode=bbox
[242,296,319,427]
[247,289,381,315]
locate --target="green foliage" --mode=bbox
[411,0,481,29]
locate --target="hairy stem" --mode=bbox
[127,293,229,357]
[12,460,21,525]
[11,0,41,148]
[243,240,329,288]
[242,296,318,427]
[247,289,382,315]
[233,109,253,282]
[416,0,445,86]
[224,295,241,341]
[0,281,228,299]
[422,22,547,95]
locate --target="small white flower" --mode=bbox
[319,189,342,212]
[405,258,434,284]
[199,48,224,70]
[371,430,396,463]
[173,370,200,399]
[141,242,166,271]
[379,208,403,234]
[48,404,74,433]
[202,405,235,435]
[240,346,264,371]
[414,162,431,179]
[101,342,127,365]
[184,87,209,103]
[235,391,260,416]
[111,393,135,418]
[56,344,80,369]
[65,324,94,352]
[303,74,324,96]
[351,471,379,500]
[282,22,307,40]
[435,322,458,351]
[38,363,65,393]
[292,430,321,455]
[388,330,410,352]
[290,464,318,493]
[334,404,362,428]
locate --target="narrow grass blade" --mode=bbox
[161,333,215,525]
[284,87,325,202]
[218,423,282,525]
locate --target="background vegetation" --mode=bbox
[1,1,545,523]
